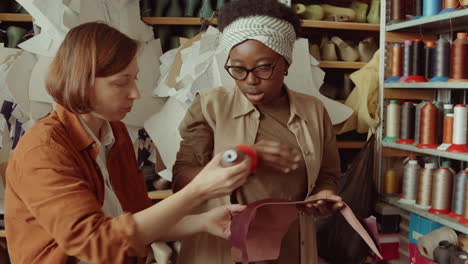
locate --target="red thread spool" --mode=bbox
[222,145,258,174]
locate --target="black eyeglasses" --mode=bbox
[224,56,281,81]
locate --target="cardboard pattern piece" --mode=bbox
[230,198,382,264]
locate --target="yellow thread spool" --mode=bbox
[384,169,399,195]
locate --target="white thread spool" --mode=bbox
[452,105,467,144]
[416,163,436,210]
[447,104,468,153]
[385,100,401,141]
[400,157,421,204]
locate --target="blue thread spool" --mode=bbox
[423,0,442,17]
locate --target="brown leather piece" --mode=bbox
[230,199,382,263]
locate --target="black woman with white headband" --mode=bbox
[172,0,344,263]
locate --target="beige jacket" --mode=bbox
[173,86,341,264]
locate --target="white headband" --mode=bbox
[221,16,296,64]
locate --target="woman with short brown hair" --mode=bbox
[5,22,251,264]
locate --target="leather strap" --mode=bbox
[230,198,382,263]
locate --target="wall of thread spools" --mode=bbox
[383,98,468,153]
[385,33,468,84]
[388,0,468,23]
[383,155,468,226]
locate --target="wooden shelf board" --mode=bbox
[301,20,379,31]
[0,14,379,31]
[143,17,379,31]
[337,141,366,149]
[142,17,216,25]
[382,142,468,161]
[148,189,173,200]
[385,32,437,43]
[384,197,468,234]
[382,147,414,157]
[385,82,468,89]
[384,89,435,100]
[319,61,365,69]
[0,13,32,22]
[386,8,468,34]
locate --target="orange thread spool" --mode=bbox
[449,33,468,82]
[444,0,460,9]
[442,114,454,144]
[391,44,403,77]
[417,103,439,149]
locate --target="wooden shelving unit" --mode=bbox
[337,141,366,149]
[319,61,366,69]
[142,17,215,25]
[142,17,381,31]
[0,13,32,22]
[0,14,379,31]
[302,20,379,31]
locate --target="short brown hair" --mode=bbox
[46,22,139,114]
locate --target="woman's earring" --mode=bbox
[284,71,288,76]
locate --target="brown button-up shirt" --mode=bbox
[5,104,152,264]
[173,86,341,264]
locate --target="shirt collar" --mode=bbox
[79,116,115,149]
[231,85,308,122]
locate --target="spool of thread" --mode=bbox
[416,163,436,209]
[460,178,468,224]
[414,101,428,145]
[459,234,468,251]
[406,39,428,82]
[391,0,405,22]
[397,102,415,144]
[423,0,442,16]
[222,149,245,166]
[435,101,444,144]
[438,113,454,150]
[416,103,439,149]
[447,105,468,153]
[430,38,451,82]
[417,226,458,261]
[384,100,401,142]
[429,166,454,214]
[385,43,403,83]
[415,0,423,17]
[440,0,460,14]
[398,40,413,82]
[443,113,454,144]
[221,145,258,174]
[424,41,436,79]
[449,33,468,82]
[449,170,468,219]
[384,169,399,195]
[400,157,421,204]
[434,241,454,264]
